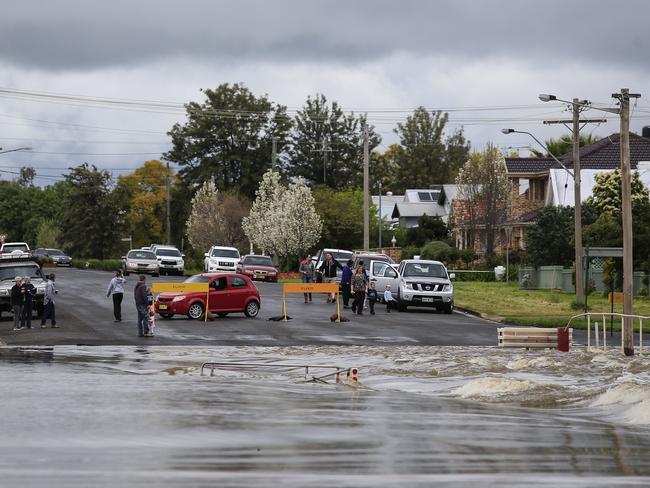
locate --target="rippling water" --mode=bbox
[1,345,650,487]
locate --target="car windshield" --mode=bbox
[403,263,447,278]
[0,265,42,281]
[156,249,181,257]
[2,245,28,253]
[243,256,273,266]
[211,249,240,258]
[184,275,210,283]
[47,249,64,256]
[127,251,156,260]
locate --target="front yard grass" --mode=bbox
[454,281,650,331]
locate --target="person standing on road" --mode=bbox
[134,275,151,337]
[11,277,24,331]
[20,277,36,329]
[367,280,378,315]
[106,270,127,322]
[350,267,368,315]
[299,255,314,303]
[40,273,58,328]
[383,285,395,313]
[319,253,342,303]
[340,259,353,308]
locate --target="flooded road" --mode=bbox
[1,345,649,487]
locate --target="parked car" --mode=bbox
[0,242,31,259]
[0,257,47,318]
[32,248,72,266]
[366,259,400,296]
[153,245,184,276]
[204,246,241,273]
[154,273,261,320]
[314,248,354,283]
[236,255,278,282]
[122,249,160,277]
[396,259,455,313]
[353,252,395,268]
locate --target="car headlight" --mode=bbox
[148,263,157,268]
[402,282,414,290]
[37,287,46,293]
[443,284,453,292]
[172,295,185,302]
[0,289,8,296]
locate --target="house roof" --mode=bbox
[506,133,650,175]
[391,202,446,219]
[557,133,650,170]
[505,157,556,173]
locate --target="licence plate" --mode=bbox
[158,305,168,310]
[422,298,434,303]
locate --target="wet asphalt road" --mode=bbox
[0,267,502,346]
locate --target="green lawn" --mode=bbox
[454,281,650,331]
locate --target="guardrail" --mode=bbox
[200,361,358,383]
[565,312,646,353]
[498,327,573,349]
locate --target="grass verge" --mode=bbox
[454,281,650,331]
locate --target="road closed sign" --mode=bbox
[151,282,209,294]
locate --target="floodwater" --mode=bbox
[1,345,650,487]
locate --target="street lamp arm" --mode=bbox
[0,147,32,155]
[539,94,619,114]
[501,129,574,177]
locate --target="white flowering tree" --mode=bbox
[243,171,322,257]
[186,181,223,252]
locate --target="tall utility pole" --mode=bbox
[271,139,278,171]
[543,101,605,307]
[614,88,641,356]
[363,123,369,250]
[378,182,382,248]
[166,162,171,245]
[323,137,329,184]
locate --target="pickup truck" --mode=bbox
[0,257,46,318]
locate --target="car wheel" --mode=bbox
[217,312,228,317]
[160,314,173,319]
[244,300,260,318]
[188,302,205,320]
[444,302,454,314]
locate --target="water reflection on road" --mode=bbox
[1,345,649,487]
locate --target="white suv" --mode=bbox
[204,246,241,273]
[396,259,455,314]
[153,246,184,276]
[0,242,31,259]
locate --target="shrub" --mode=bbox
[420,240,459,264]
[76,258,123,272]
[400,246,421,260]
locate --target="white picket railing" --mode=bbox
[565,312,647,353]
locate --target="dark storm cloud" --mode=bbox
[2,0,649,70]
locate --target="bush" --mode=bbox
[400,246,421,260]
[76,258,123,272]
[420,240,459,264]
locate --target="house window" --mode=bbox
[519,178,530,198]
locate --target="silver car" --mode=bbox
[396,259,455,314]
[122,249,160,277]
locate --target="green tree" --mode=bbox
[287,94,381,189]
[312,186,380,250]
[587,169,649,217]
[392,107,470,191]
[59,163,120,259]
[165,83,293,199]
[114,160,176,248]
[405,214,449,247]
[526,206,575,267]
[35,219,62,248]
[530,134,598,157]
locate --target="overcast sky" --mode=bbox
[1,0,649,185]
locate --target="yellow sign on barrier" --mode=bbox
[283,282,339,294]
[151,282,209,293]
[281,282,342,322]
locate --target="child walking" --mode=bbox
[384,285,395,313]
[367,280,378,315]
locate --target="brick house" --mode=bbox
[452,131,650,254]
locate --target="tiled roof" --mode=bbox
[505,157,555,173]
[503,208,542,225]
[505,132,650,174]
[558,133,650,170]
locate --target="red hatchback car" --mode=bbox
[154,273,261,320]
[236,254,279,282]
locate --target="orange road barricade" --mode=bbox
[282,282,342,322]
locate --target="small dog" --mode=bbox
[330,313,349,322]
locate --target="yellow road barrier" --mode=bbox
[282,282,341,322]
